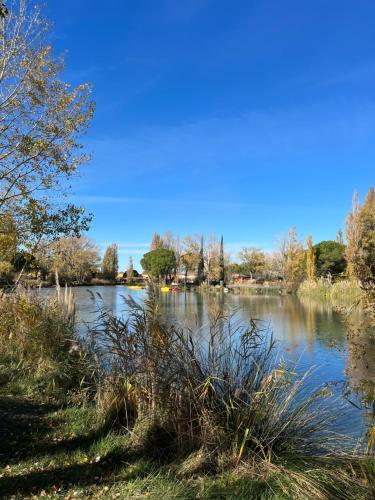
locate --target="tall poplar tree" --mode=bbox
[336,228,344,245]
[279,227,305,292]
[345,192,362,280]
[102,243,118,280]
[306,235,316,282]
[150,233,164,250]
[358,187,375,281]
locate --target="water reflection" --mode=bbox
[345,309,375,425]
[42,286,370,433]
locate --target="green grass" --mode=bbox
[0,395,374,499]
[1,289,374,498]
[0,395,276,499]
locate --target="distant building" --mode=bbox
[231,274,256,285]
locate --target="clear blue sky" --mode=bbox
[46,0,375,270]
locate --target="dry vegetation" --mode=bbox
[0,288,374,498]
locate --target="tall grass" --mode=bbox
[298,278,362,307]
[1,286,374,497]
[85,288,375,497]
[90,288,346,469]
[0,287,94,401]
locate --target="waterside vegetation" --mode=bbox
[0,288,374,498]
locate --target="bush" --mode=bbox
[0,288,94,402]
[89,289,343,468]
[298,278,362,307]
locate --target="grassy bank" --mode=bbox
[297,278,363,308]
[1,397,374,499]
[0,288,374,499]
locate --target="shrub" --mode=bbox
[0,287,94,401]
[89,289,342,467]
[298,278,362,307]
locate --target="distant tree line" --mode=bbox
[3,187,374,289]
[141,232,226,285]
[137,186,375,291]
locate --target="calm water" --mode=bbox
[47,285,375,437]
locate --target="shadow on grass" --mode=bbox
[0,396,58,467]
[0,447,149,497]
[0,396,121,463]
[0,396,152,497]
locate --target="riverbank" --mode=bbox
[297,278,363,308]
[1,289,374,499]
[0,396,257,498]
[0,394,373,499]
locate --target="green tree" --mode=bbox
[313,241,346,278]
[11,250,35,273]
[141,248,176,283]
[102,243,119,280]
[127,256,134,284]
[10,201,93,265]
[197,236,205,284]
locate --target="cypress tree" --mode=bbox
[197,236,205,285]
[127,256,134,284]
[219,235,225,284]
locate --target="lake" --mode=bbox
[48,285,375,438]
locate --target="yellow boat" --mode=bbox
[127,285,145,290]
[160,286,170,292]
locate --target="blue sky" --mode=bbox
[46,0,375,270]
